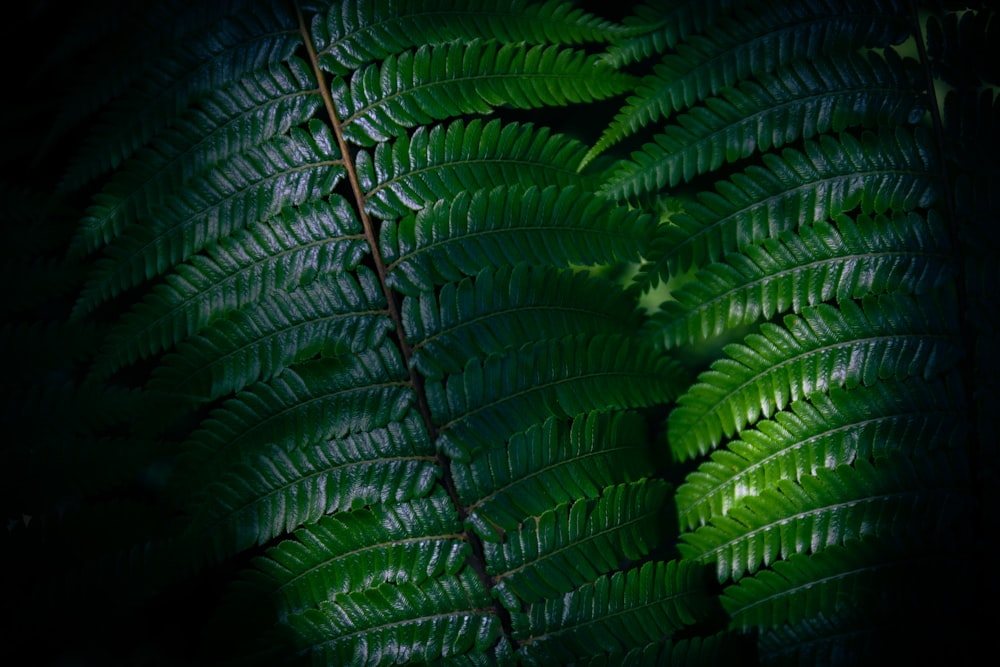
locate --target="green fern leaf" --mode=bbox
[632,127,938,288]
[73,120,346,318]
[359,119,591,220]
[574,630,749,667]
[513,559,712,665]
[667,293,961,461]
[187,411,439,561]
[454,411,654,541]
[599,0,738,68]
[41,3,271,156]
[237,494,464,616]
[405,265,643,379]
[383,185,654,296]
[678,453,971,581]
[487,480,669,608]
[646,211,954,349]
[59,2,302,193]
[313,0,621,77]
[148,269,391,400]
[590,0,910,165]
[89,196,366,379]
[170,348,411,496]
[430,334,687,461]
[676,375,968,530]
[287,570,500,665]
[335,40,635,146]
[588,50,925,179]
[71,57,322,256]
[720,535,931,631]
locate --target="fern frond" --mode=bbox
[513,559,712,666]
[720,534,931,631]
[454,411,654,541]
[59,1,301,193]
[382,185,654,296]
[89,196,366,379]
[405,265,643,379]
[575,630,748,667]
[169,349,411,496]
[43,2,264,126]
[587,50,925,177]
[590,0,910,166]
[676,375,968,530]
[487,480,669,608]
[313,0,621,77]
[287,570,499,665]
[599,0,739,68]
[359,119,590,220]
[71,57,322,256]
[678,452,971,581]
[752,591,966,666]
[431,334,687,461]
[148,269,390,400]
[667,293,961,461]
[187,411,439,561]
[336,40,635,146]
[229,493,465,619]
[73,121,346,319]
[646,211,954,349]
[631,127,938,287]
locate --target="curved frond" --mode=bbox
[336,40,635,146]
[455,411,654,541]
[430,334,687,461]
[358,119,590,220]
[314,0,620,76]
[73,121,345,318]
[71,57,322,256]
[89,196,366,379]
[667,294,962,461]
[41,2,263,146]
[170,348,412,496]
[405,264,643,379]
[148,269,390,400]
[59,2,302,193]
[228,493,465,619]
[588,50,925,178]
[720,535,935,631]
[487,480,669,608]
[647,211,954,349]
[187,411,438,561]
[383,185,654,296]
[287,570,499,665]
[599,0,740,68]
[678,452,972,581]
[575,630,749,667]
[632,127,938,287]
[676,375,968,530]
[590,0,910,165]
[513,560,713,666]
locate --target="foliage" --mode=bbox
[2,1,995,665]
